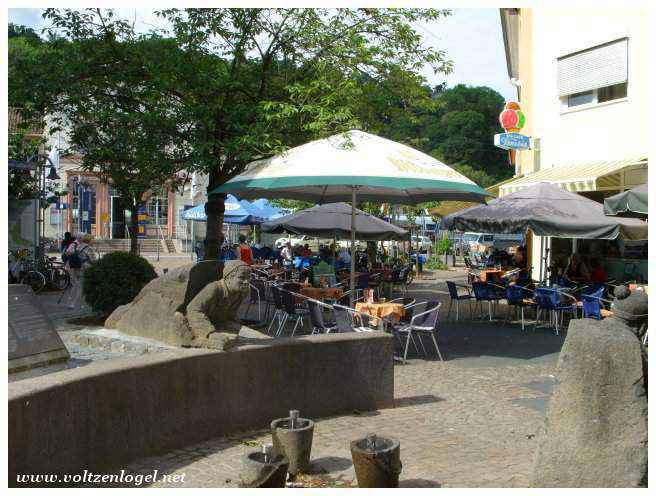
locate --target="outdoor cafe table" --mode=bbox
[300,286,344,301]
[479,269,505,283]
[355,301,405,328]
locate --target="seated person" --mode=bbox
[312,256,336,286]
[589,257,607,284]
[337,246,352,269]
[298,243,313,257]
[512,246,528,276]
[483,247,495,267]
[512,246,525,266]
[564,253,590,283]
[280,241,293,262]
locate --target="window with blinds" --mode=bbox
[557,38,628,97]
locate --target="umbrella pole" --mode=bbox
[350,187,357,306]
[332,233,337,272]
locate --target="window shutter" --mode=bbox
[557,38,628,96]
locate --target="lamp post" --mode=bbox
[70,176,80,235]
[27,154,59,252]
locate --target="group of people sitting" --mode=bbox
[560,253,607,284]
[480,245,528,272]
[479,245,608,285]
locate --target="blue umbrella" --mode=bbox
[182,195,263,224]
[244,198,284,220]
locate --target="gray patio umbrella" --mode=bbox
[603,183,648,217]
[261,202,409,241]
[442,182,647,240]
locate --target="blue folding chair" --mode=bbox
[471,281,503,321]
[581,287,605,320]
[533,287,577,335]
[446,281,473,321]
[504,283,536,331]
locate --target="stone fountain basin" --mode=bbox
[271,417,315,475]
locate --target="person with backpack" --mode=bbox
[64,233,96,310]
[60,232,74,262]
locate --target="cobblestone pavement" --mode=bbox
[106,274,562,488]
[30,265,563,487]
[113,355,556,488]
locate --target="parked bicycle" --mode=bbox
[9,247,70,293]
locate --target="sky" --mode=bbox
[8,7,517,101]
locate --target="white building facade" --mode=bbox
[500,8,649,281]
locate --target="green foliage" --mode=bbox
[8,23,44,44]
[436,237,451,255]
[269,199,313,213]
[8,129,45,200]
[23,8,454,257]
[355,81,512,187]
[428,84,511,183]
[83,252,157,314]
[425,257,447,270]
[13,17,193,251]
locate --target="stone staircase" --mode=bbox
[164,239,176,254]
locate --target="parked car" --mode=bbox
[274,236,309,249]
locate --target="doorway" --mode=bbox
[110,195,126,239]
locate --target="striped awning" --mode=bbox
[499,157,647,196]
[428,176,518,218]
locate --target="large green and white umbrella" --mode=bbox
[215,130,488,203]
[214,130,489,300]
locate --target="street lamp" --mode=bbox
[46,166,60,181]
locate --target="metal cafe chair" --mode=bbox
[533,286,578,335]
[332,304,376,333]
[471,281,503,321]
[389,297,417,325]
[244,278,265,323]
[279,287,311,336]
[502,282,536,331]
[266,284,287,336]
[307,298,337,334]
[445,281,474,321]
[391,265,413,295]
[392,301,443,364]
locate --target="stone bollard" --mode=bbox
[239,444,289,488]
[350,433,402,488]
[271,410,315,476]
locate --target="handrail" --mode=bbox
[156,223,165,261]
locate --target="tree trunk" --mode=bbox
[128,202,140,256]
[204,174,226,260]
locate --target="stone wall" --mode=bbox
[8,332,394,486]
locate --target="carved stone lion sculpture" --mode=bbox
[186,259,251,350]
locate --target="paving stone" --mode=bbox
[62,269,563,488]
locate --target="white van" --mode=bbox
[462,232,523,253]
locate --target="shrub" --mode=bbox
[436,236,451,255]
[425,256,448,270]
[83,251,157,315]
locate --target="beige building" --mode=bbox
[499,7,648,280]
